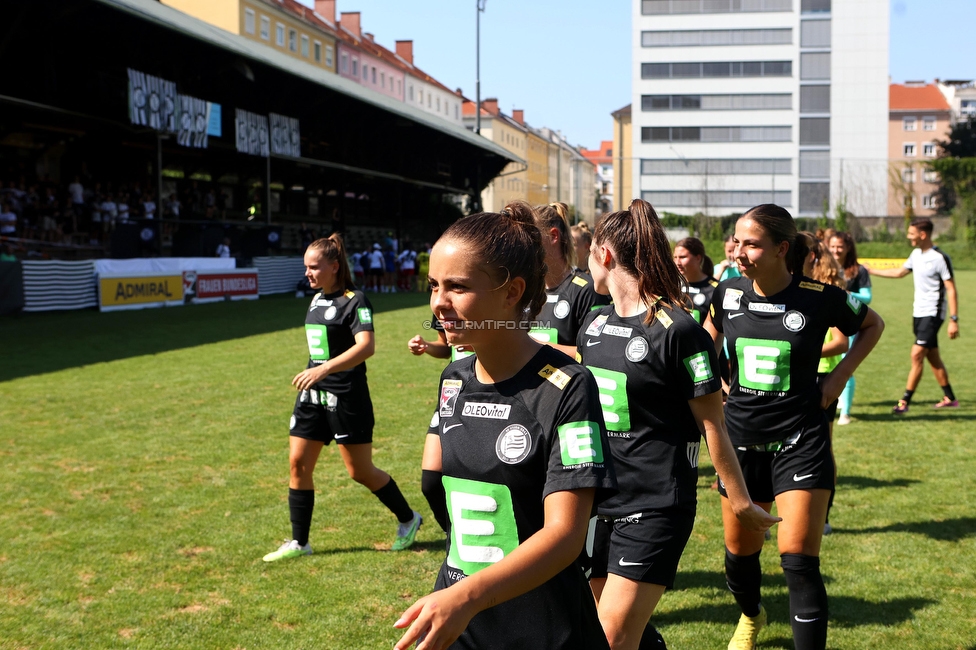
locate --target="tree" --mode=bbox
[930,116,976,245]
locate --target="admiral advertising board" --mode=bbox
[99,272,183,312]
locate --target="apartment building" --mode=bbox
[581,140,614,214]
[632,0,888,217]
[462,98,528,212]
[162,0,337,73]
[888,83,953,217]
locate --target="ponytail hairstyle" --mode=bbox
[533,201,576,269]
[593,198,685,324]
[741,204,808,277]
[674,237,715,278]
[830,231,861,280]
[570,222,592,248]
[799,231,845,289]
[308,233,355,291]
[440,200,547,321]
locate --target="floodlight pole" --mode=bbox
[475,0,486,135]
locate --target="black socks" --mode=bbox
[781,553,828,650]
[373,478,413,523]
[288,488,314,546]
[725,548,763,618]
[943,383,956,401]
[421,469,450,534]
[901,388,915,404]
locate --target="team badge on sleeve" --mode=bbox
[557,421,604,466]
[723,289,743,310]
[538,364,571,390]
[357,307,372,324]
[846,293,862,314]
[440,379,462,416]
[683,352,715,383]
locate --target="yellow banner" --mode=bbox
[100,274,184,310]
[860,258,906,271]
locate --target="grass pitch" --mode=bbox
[1,276,974,649]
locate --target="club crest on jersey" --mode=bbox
[440,379,462,417]
[585,314,609,336]
[553,300,571,319]
[693,293,706,306]
[783,310,806,332]
[496,424,532,464]
[626,337,649,362]
[462,402,512,420]
[723,289,743,310]
[749,302,786,314]
[324,306,337,321]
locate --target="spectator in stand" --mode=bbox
[0,201,17,237]
[67,176,85,219]
[398,246,416,292]
[367,243,384,292]
[383,246,397,293]
[117,194,130,224]
[40,187,60,242]
[90,193,103,245]
[143,192,157,220]
[100,193,118,240]
[0,242,16,262]
[216,237,231,258]
[166,193,182,219]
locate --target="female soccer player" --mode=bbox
[580,200,778,650]
[394,201,616,650]
[571,221,593,274]
[673,237,719,325]
[531,202,609,357]
[704,205,884,650]
[263,235,421,562]
[828,232,872,425]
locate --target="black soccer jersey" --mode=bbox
[845,265,871,294]
[531,270,610,346]
[303,289,374,394]
[578,304,721,515]
[683,277,720,325]
[710,275,868,445]
[426,347,615,650]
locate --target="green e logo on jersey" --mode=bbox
[558,421,604,466]
[736,338,791,391]
[683,351,714,383]
[443,476,519,576]
[358,307,372,324]
[586,366,630,432]
[305,324,330,360]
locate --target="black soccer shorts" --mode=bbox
[289,387,375,445]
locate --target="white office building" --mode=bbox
[632,0,889,217]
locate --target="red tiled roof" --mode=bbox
[890,84,951,111]
[581,140,613,164]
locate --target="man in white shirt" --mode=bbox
[868,218,959,413]
[0,202,17,235]
[216,237,231,258]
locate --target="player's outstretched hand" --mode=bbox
[734,502,782,532]
[394,591,476,650]
[408,335,429,355]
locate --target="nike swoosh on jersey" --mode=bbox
[729,313,745,319]
[585,340,601,347]
[618,558,645,567]
[443,423,463,433]
[793,473,814,481]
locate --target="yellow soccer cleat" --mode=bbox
[728,605,766,650]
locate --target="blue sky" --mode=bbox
[297,0,974,149]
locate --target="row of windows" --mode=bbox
[339,52,402,95]
[641,125,792,143]
[641,28,791,48]
[641,0,792,15]
[406,85,459,119]
[903,116,939,131]
[641,93,792,111]
[642,159,792,175]
[903,142,938,157]
[900,168,941,183]
[642,190,793,208]
[244,9,333,67]
[642,60,792,80]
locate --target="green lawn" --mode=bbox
[1,277,974,649]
